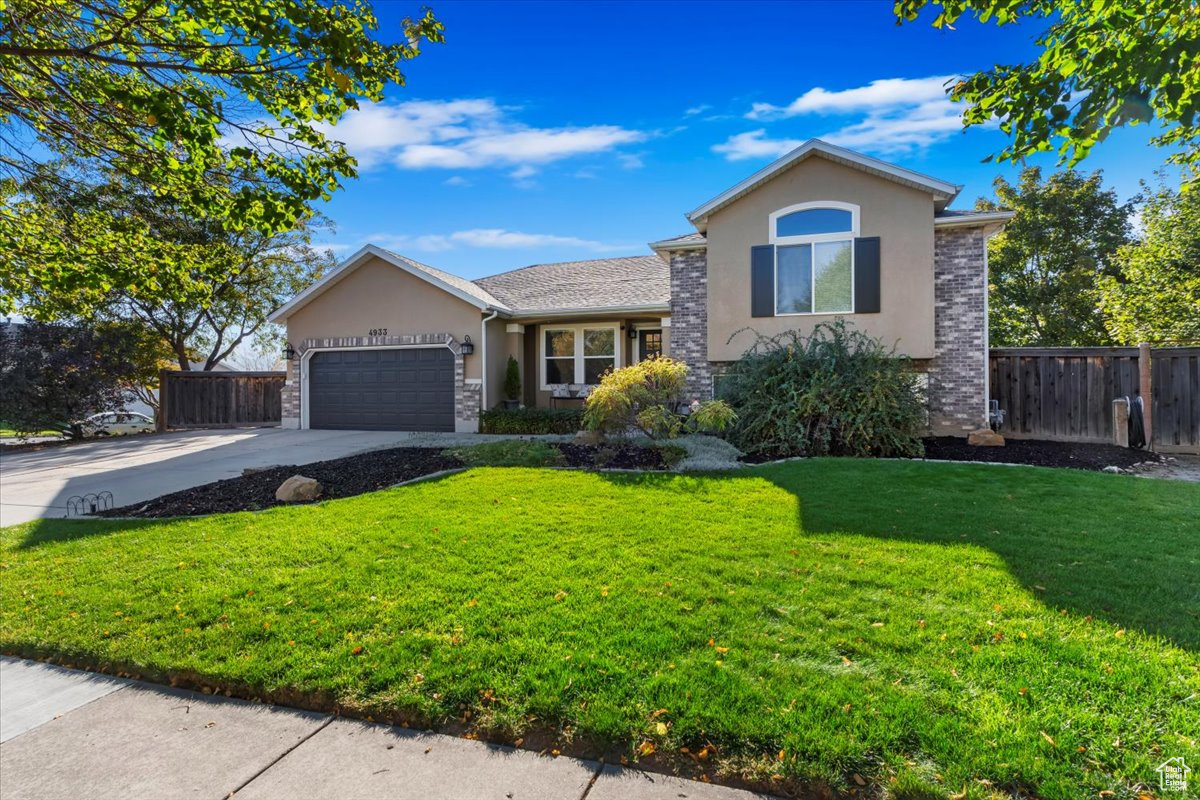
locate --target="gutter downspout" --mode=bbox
[982,227,1001,428]
[480,309,499,420]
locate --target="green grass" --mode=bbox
[443,439,565,467]
[0,427,61,438]
[2,460,1197,799]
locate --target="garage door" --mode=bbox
[309,348,455,431]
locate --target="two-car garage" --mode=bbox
[308,348,456,432]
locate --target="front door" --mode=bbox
[637,329,663,362]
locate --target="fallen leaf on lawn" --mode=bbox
[553,590,568,602]
[853,774,866,786]
[550,749,560,757]
[638,741,656,757]
[466,598,478,607]
[871,622,884,628]
[715,646,729,654]
[655,722,668,736]
[1114,629,1126,638]
[842,656,852,666]
[843,703,852,713]
[650,708,669,719]
[1018,687,1028,696]
[1040,731,1057,747]
[777,749,785,761]
[352,646,363,655]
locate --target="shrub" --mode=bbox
[582,357,736,440]
[479,406,583,435]
[721,320,926,459]
[443,440,565,467]
[503,355,521,402]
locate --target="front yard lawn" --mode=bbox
[2,460,1197,799]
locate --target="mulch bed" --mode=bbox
[97,442,672,519]
[97,447,463,518]
[920,436,1160,471]
[742,436,1160,472]
[555,442,670,470]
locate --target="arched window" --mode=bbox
[768,202,858,315]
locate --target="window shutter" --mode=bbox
[854,237,881,314]
[751,244,775,317]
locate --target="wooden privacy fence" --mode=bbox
[989,346,1200,453]
[157,370,285,431]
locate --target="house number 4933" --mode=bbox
[368,328,388,336]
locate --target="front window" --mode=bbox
[543,325,619,387]
[770,202,857,316]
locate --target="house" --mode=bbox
[268,139,1012,434]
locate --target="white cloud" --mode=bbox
[747,76,958,120]
[318,99,646,174]
[444,176,471,187]
[716,75,967,160]
[685,104,712,116]
[617,153,644,170]
[369,228,635,254]
[712,130,804,161]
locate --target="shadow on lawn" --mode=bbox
[593,461,1200,651]
[756,458,1200,652]
[11,517,165,549]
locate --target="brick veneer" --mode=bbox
[666,229,989,435]
[928,226,988,434]
[279,333,477,432]
[668,248,713,400]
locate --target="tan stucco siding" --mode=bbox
[483,316,508,408]
[705,156,937,361]
[285,255,485,379]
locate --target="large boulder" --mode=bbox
[275,474,322,503]
[967,428,1005,447]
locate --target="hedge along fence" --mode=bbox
[988,346,1199,453]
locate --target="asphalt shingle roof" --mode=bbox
[476,255,669,315]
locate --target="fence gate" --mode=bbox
[158,370,285,430]
[988,347,1199,453]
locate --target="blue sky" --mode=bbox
[314,0,1171,278]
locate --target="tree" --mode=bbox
[895,0,1200,178]
[977,167,1131,346]
[6,167,332,368]
[0,320,166,437]
[0,0,441,315]
[1097,180,1200,345]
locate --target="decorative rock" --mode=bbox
[275,474,322,503]
[243,465,282,477]
[573,429,604,446]
[967,428,1005,447]
[1102,465,1124,474]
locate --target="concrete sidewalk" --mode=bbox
[0,657,776,800]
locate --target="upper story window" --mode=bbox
[768,202,858,315]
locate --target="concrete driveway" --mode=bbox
[0,428,437,526]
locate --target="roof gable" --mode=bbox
[686,139,961,230]
[267,244,507,323]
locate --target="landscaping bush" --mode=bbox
[479,406,583,434]
[582,357,736,439]
[443,440,565,467]
[721,320,926,459]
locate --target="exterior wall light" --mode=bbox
[283,342,297,361]
[460,335,475,355]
